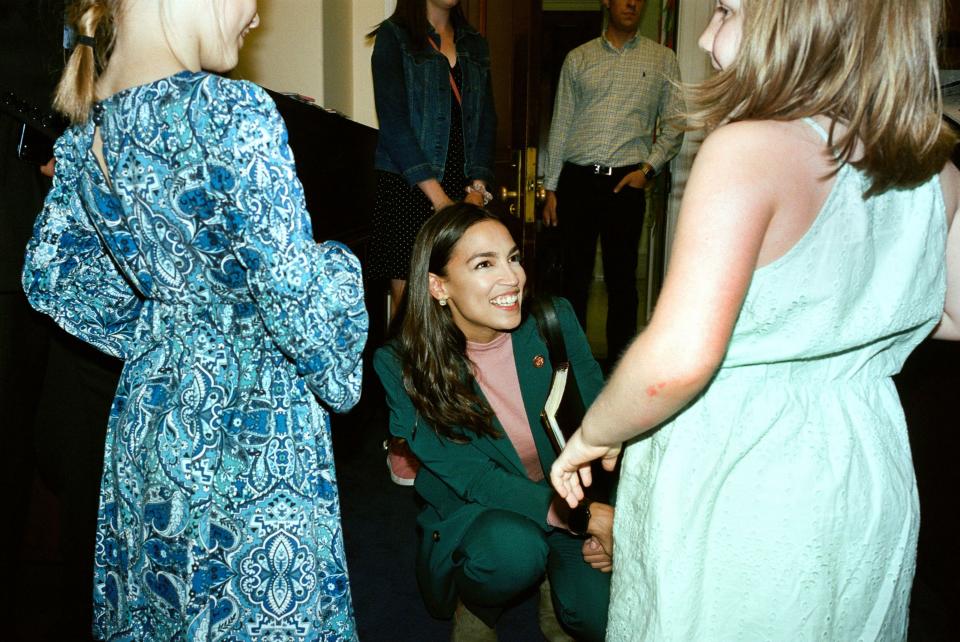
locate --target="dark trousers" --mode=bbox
[452,509,610,641]
[557,162,646,362]
[1,292,119,640]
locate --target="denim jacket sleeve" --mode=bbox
[464,40,497,185]
[371,22,436,186]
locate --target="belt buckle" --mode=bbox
[592,164,613,176]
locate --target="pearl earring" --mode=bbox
[439,297,448,307]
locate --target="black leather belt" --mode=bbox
[565,162,638,178]
[590,163,615,175]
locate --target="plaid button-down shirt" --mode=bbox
[543,31,685,190]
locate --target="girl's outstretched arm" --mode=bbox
[552,121,789,505]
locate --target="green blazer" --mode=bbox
[372,297,605,618]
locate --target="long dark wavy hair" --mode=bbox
[367,0,469,50]
[395,203,517,441]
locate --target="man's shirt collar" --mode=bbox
[601,29,641,53]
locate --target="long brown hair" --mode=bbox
[54,0,120,123]
[689,0,955,197]
[395,203,511,441]
[367,0,469,49]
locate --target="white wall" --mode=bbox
[321,0,390,127]
[232,0,710,140]
[322,1,352,113]
[232,0,325,103]
[665,0,715,264]
[232,0,390,129]
[344,1,392,127]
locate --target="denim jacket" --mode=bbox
[372,18,497,187]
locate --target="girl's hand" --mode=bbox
[549,428,621,508]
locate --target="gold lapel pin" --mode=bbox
[533,355,545,368]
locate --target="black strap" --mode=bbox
[532,297,617,505]
[531,297,568,366]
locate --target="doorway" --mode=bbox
[468,0,675,360]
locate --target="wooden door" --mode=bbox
[463,0,543,277]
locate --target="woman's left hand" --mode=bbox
[550,428,621,508]
[463,190,484,206]
[586,502,614,559]
[581,536,613,573]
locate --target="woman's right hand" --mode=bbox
[417,178,454,212]
[432,195,455,211]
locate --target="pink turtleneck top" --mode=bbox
[466,332,566,528]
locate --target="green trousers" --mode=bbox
[451,509,611,641]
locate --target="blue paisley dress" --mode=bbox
[22,71,367,641]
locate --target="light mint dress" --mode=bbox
[607,118,947,641]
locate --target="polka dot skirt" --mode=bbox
[367,63,468,281]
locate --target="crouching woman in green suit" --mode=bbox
[373,204,613,641]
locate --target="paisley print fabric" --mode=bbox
[22,71,367,641]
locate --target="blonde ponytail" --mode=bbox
[53,0,117,124]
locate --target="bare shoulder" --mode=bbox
[699,121,808,172]
[702,119,831,185]
[700,120,808,162]
[682,121,789,229]
[939,161,960,227]
[693,121,808,198]
[687,120,836,268]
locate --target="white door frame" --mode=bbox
[664,0,715,266]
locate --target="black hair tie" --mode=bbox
[77,34,96,48]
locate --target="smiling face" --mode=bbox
[699,0,743,71]
[429,219,526,343]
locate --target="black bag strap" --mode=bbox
[532,298,616,503]
[531,297,568,366]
